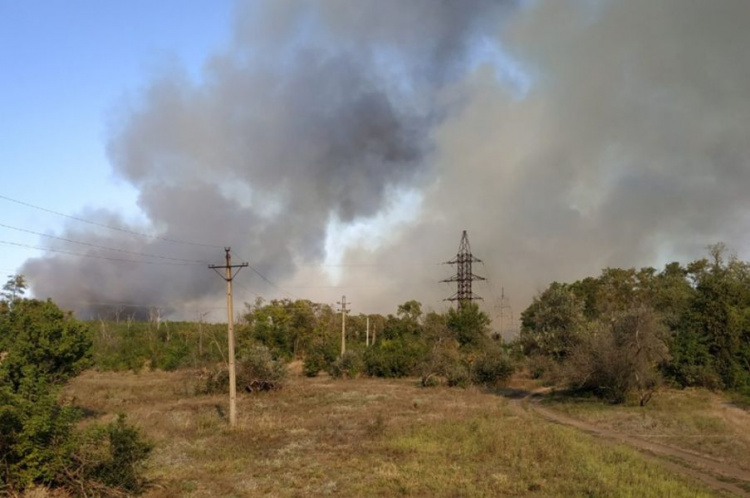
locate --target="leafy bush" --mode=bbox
[0,294,152,495]
[0,387,80,490]
[71,415,153,495]
[472,348,515,386]
[203,345,287,393]
[446,303,492,348]
[159,340,191,371]
[364,338,426,378]
[566,307,669,405]
[303,337,339,377]
[0,299,92,393]
[328,350,364,379]
[238,345,287,387]
[418,340,462,387]
[446,364,470,388]
[91,320,228,373]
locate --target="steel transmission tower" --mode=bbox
[441,230,485,309]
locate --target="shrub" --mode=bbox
[472,348,515,386]
[446,364,470,388]
[71,415,153,495]
[566,307,669,405]
[524,353,565,387]
[238,345,287,387]
[328,350,364,379]
[0,296,152,495]
[418,340,462,387]
[158,340,191,371]
[203,345,287,393]
[364,338,426,378]
[303,337,339,377]
[0,299,92,394]
[0,387,80,490]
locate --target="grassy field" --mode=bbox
[58,366,727,497]
[541,387,750,473]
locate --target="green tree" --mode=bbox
[446,302,491,349]
[1,274,27,306]
[0,299,92,395]
[567,306,670,405]
[0,297,151,494]
[520,283,586,359]
[242,298,326,359]
[678,246,750,389]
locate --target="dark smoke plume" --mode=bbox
[23,0,515,319]
[338,0,750,330]
[23,1,750,328]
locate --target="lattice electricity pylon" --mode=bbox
[441,230,485,310]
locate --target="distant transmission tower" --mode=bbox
[441,230,485,310]
[498,287,513,337]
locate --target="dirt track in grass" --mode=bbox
[507,388,750,497]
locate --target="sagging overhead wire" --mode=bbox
[0,193,223,249]
[232,251,299,300]
[52,298,227,311]
[0,222,209,264]
[0,239,204,266]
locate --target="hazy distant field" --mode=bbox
[63,367,729,497]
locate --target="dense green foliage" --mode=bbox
[85,290,515,388]
[0,298,92,394]
[92,319,228,371]
[0,282,152,495]
[520,244,750,402]
[241,298,336,360]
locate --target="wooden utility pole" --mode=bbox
[366,315,370,347]
[337,295,349,356]
[209,247,248,427]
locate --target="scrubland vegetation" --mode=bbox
[521,243,750,405]
[2,243,749,495]
[60,369,718,497]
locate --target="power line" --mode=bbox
[299,262,443,268]
[234,281,262,301]
[233,252,299,300]
[0,239,203,266]
[53,298,227,311]
[0,193,223,249]
[0,222,209,264]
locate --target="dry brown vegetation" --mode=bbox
[57,366,727,497]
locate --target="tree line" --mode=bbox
[519,243,750,404]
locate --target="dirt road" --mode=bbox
[507,390,750,497]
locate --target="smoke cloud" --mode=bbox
[22,0,750,329]
[22,0,514,319]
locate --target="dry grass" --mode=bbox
[63,369,717,497]
[542,386,750,472]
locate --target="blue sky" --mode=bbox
[5,0,744,322]
[0,0,522,282]
[0,1,234,276]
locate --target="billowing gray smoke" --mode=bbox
[22,0,750,328]
[345,0,750,332]
[22,0,515,319]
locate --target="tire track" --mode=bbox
[508,390,750,497]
